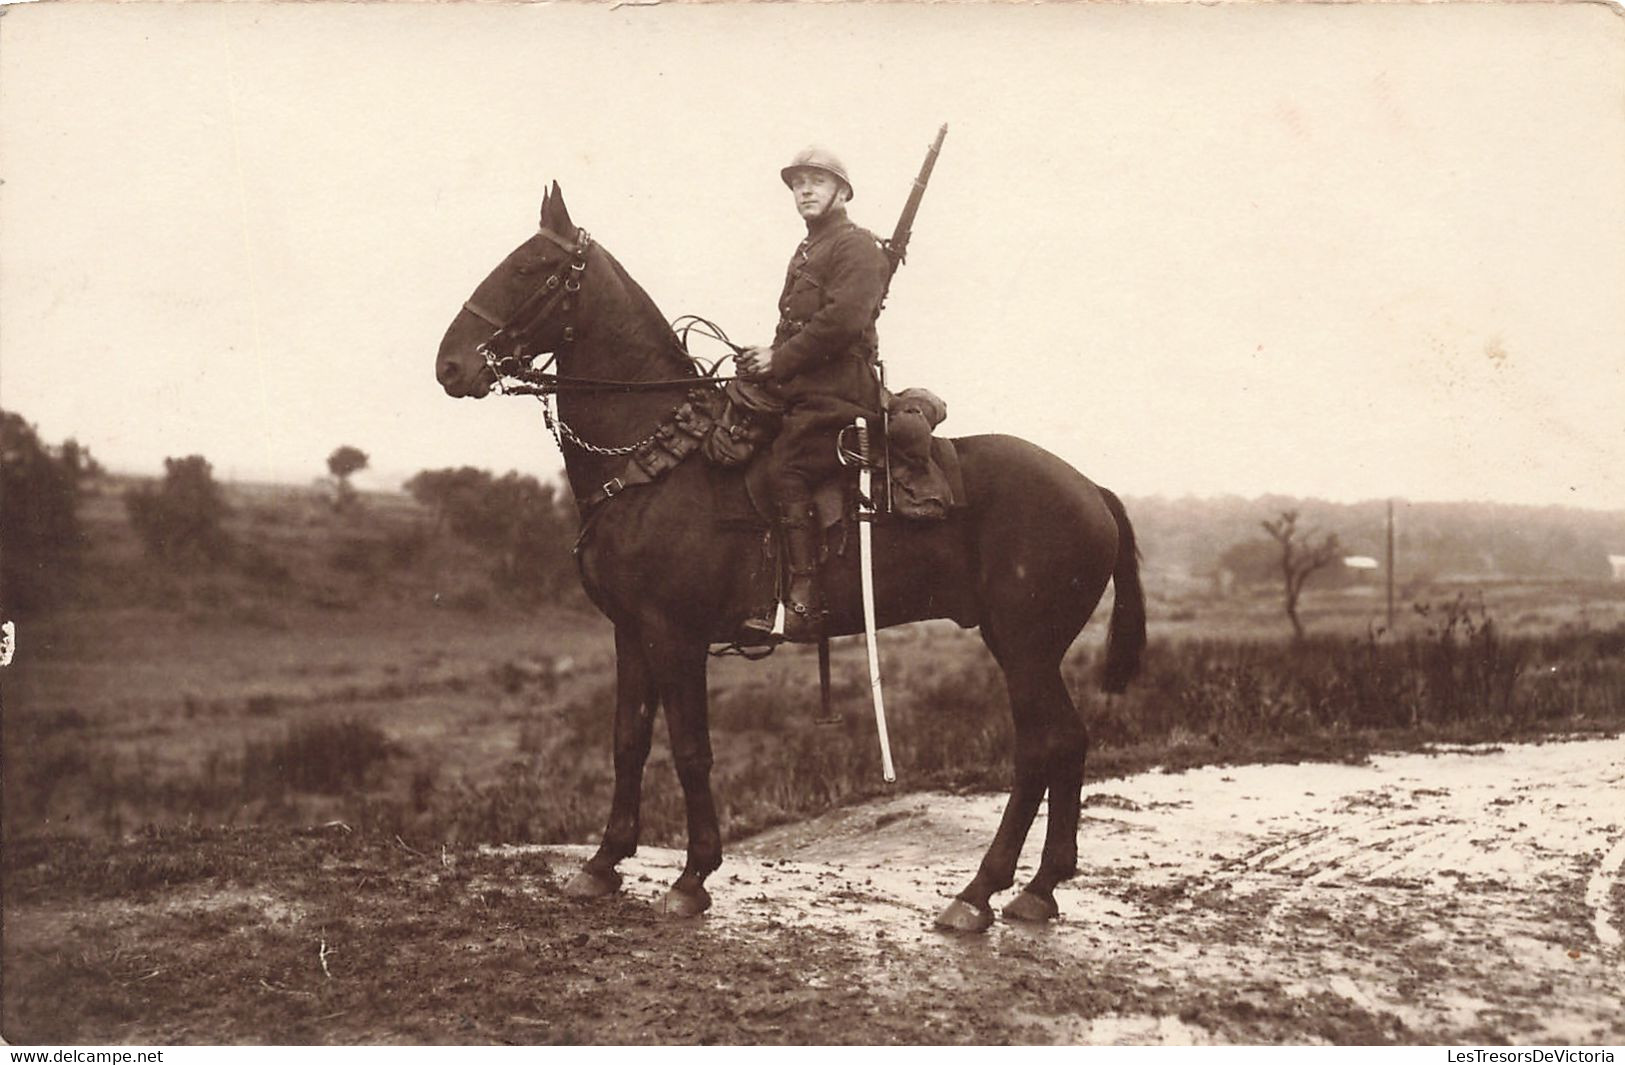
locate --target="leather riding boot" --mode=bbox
[740,501,823,643]
[778,501,824,643]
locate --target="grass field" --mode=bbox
[5,478,1625,853]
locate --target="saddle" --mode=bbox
[728,387,966,535]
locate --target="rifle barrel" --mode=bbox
[887,123,949,267]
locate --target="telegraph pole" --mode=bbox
[1386,499,1396,631]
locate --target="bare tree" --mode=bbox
[1262,510,1342,641]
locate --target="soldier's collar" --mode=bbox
[802,204,850,242]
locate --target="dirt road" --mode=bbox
[505,735,1625,1044]
[5,737,1622,1044]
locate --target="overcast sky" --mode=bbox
[2,1,1622,509]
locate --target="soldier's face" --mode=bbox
[787,169,847,220]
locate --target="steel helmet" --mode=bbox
[780,147,854,200]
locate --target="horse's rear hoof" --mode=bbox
[934,898,994,933]
[1002,890,1059,923]
[655,884,711,918]
[562,866,622,899]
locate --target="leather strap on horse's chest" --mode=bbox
[578,393,719,512]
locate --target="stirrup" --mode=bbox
[741,603,786,643]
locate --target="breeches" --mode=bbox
[764,405,849,504]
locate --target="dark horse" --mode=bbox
[435,184,1146,932]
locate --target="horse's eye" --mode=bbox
[515,262,533,277]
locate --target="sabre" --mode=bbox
[855,416,896,783]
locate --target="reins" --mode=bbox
[496,372,723,397]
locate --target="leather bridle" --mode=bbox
[464,224,730,399]
[463,224,593,385]
[463,224,743,463]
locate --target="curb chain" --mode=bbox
[543,393,662,457]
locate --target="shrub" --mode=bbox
[327,528,430,576]
[408,466,579,604]
[124,456,234,565]
[0,411,93,612]
[329,536,383,576]
[386,525,431,568]
[235,543,293,588]
[241,718,393,796]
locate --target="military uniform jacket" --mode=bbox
[769,207,888,409]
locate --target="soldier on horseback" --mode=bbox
[739,147,891,642]
[437,162,1146,930]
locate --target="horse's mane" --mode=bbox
[596,245,699,379]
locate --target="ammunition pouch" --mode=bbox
[701,378,791,467]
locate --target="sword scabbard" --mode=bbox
[854,416,896,783]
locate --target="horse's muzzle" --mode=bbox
[438,358,495,398]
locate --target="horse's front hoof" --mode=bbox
[654,884,711,918]
[562,866,622,899]
[934,898,995,933]
[1001,890,1060,923]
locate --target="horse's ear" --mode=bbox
[541,180,574,233]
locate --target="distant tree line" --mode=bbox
[18,406,1617,626]
[112,454,580,605]
[1131,495,1624,584]
[2,409,585,615]
[1,410,100,613]
[114,454,582,603]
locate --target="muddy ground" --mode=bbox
[4,735,1622,1046]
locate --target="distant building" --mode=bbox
[1341,555,1379,587]
[1610,555,1625,581]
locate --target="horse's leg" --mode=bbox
[935,641,1054,932]
[563,625,658,899]
[644,622,720,918]
[1003,670,1087,923]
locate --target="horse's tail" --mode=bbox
[1097,486,1146,695]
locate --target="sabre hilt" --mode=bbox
[838,418,887,518]
[837,420,881,473]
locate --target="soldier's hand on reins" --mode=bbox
[736,346,775,380]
